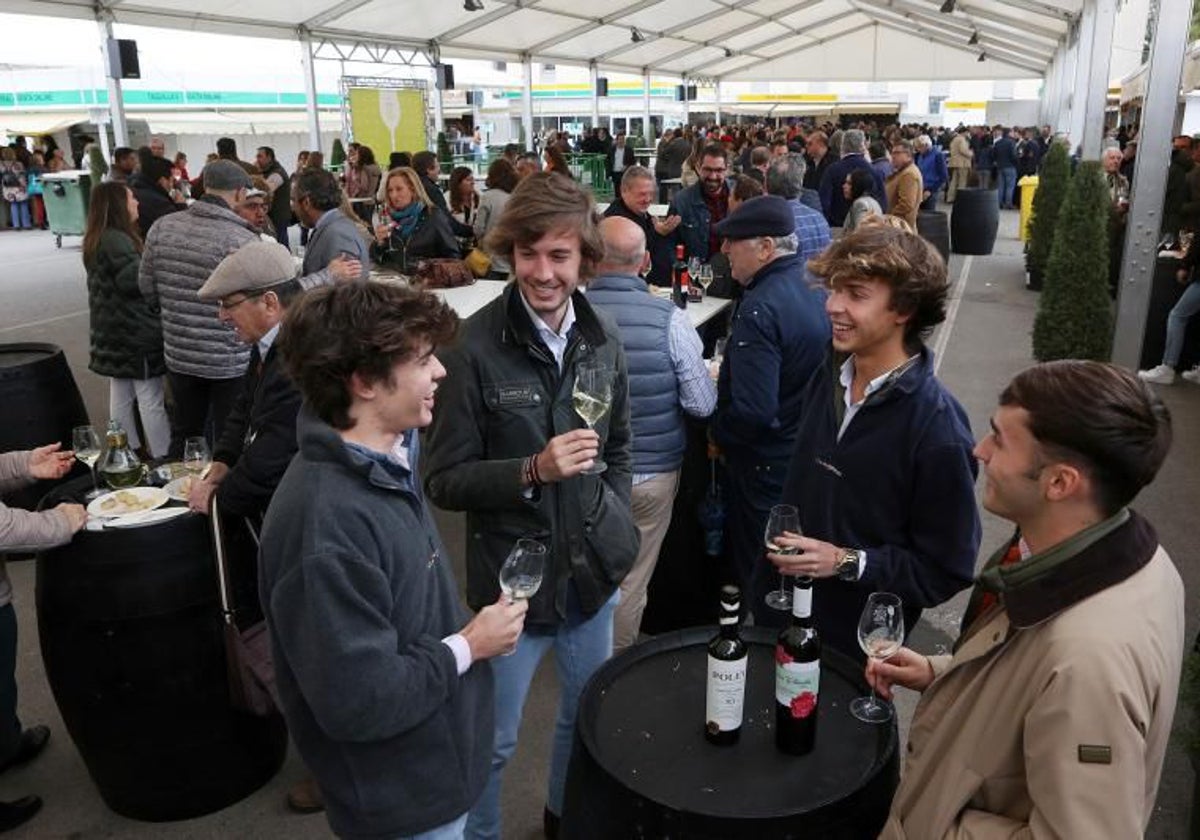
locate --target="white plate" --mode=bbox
[164,475,196,503]
[86,486,169,518]
[103,507,191,529]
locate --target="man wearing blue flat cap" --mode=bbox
[710,195,831,625]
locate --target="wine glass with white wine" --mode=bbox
[697,263,714,298]
[764,504,801,610]
[852,592,905,724]
[72,425,103,501]
[182,437,212,478]
[572,363,614,475]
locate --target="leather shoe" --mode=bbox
[543,806,560,840]
[286,776,325,814]
[0,727,49,776]
[0,796,41,832]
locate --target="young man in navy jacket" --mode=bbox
[768,221,981,659]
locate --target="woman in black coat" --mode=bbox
[128,154,184,239]
[369,166,461,274]
[82,181,170,457]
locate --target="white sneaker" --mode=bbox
[1138,365,1176,385]
[1182,366,1200,384]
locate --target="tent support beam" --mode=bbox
[1071,0,1116,161]
[96,11,130,148]
[643,68,652,143]
[521,55,534,153]
[298,28,323,153]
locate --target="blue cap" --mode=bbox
[713,195,795,239]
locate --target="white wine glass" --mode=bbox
[852,592,905,724]
[687,256,701,279]
[72,425,103,501]
[182,437,212,477]
[697,264,714,297]
[498,539,546,657]
[572,363,614,475]
[764,504,800,611]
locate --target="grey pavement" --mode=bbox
[0,209,1194,838]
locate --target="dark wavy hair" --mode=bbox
[83,181,142,269]
[485,157,519,193]
[448,166,477,213]
[484,172,603,280]
[280,283,459,430]
[293,167,344,212]
[807,222,947,347]
[543,145,572,178]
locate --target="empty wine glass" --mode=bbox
[852,592,905,724]
[498,539,546,604]
[687,256,701,279]
[72,425,103,501]
[572,363,614,475]
[182,437,212,477]
[764,504,801,610]
[696,263,714,297]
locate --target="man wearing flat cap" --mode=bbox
[710,195,830,625]
[187,240,303,523]
[139,159,259,457]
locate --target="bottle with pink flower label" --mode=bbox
[775,576,820,755]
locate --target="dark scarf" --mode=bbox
[389,202,425,239]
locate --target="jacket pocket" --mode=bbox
[480,380,548,453]
[581,480,639,586]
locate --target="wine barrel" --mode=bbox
[916,211,951,265]
[36,478,286,822]
[0,343,89,509]
[561,627,898,839]
[950,188,1000,255]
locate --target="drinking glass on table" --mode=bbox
[182,437,212,478]
[688,256,702,279]
[764,504,801,610]
[852,592,905,723]
[696,263,714,297]
[72,425,103,501]
[572,362,614,475]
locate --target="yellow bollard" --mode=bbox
[1018,175,1039,242]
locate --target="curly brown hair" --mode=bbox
[279,283,459,430]
[484,171,604,280]
[807,222,947,347]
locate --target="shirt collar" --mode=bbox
[839,354,918,406]
[518,287,576,343]
[257,322,281,358]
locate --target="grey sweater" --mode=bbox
[138,197,255,379]
[0,450,75,609]
[259,410,493,839]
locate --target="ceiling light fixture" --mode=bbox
[630,27,645,43]
[940,0,956,12]
[968,30,979,45]
[463,0,483,10]
[724,47,733,57]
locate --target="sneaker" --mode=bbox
[1182,366,1200,384]
[1138,365,1176,385]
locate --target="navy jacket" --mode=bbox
[992,136,1018,169]
[712,252,830,463]
[819,154,887,227]
[603,197,673,287]
[781,347,981,660]
[668,179,734,262]
[915,149,949,195]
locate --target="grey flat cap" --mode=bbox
[198,240,297,300]
[202,159,253,191]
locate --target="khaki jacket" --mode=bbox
[885,163,923,230]
[881,512,1185,840]
[949,134,974,170]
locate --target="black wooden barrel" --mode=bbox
[36,478,286,821]
[916,211,950,264]
[0,343,89,509]
[950,188,1000,255]
[562,627,899,839]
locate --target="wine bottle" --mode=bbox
[705,585,747,745]
[775,577,820,755]
[672,244,689,310]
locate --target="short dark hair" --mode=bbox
[999,361,1172,516]
[807,223,947,347]
[280,283,459,430]
[485,172,603,280]
[293,167,343,212]
[847,168,875,200]
[731,174,764,202]
[113,146,136,163]
[216,137,238,157]
[142,154,173,183]
[700,143,728,163]
[257,146,276,161]
[411,150,438,176]
[485,157,519,193]
[389,151,411,169]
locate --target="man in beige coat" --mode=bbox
[868,360,1184,839]
[947,126,974,202]
[884,141,923,230]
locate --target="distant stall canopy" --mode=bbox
[7,0,1076,81]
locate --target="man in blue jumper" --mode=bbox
[710,195,831,626]
[767,222,981,660]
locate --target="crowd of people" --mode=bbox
[0,115,1188,840]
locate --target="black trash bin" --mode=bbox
[917,211,951,264]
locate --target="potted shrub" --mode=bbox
[1032,160,1113,361]
[437,131,453,166]
[330,138,346,170]
[1025,142,1070,291]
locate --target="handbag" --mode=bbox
[415,257,476,289]
[464,247,493,278]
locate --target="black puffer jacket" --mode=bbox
[368,205,461,274]
[87,229,165,379]
[128,172,183,239]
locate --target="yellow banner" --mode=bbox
[737,93,837,103]
[348,87,427,158]
[943,101,987,110]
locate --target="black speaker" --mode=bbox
[675,84,686,102]
[107,39,140,80]
[687,85,697,101]
[436,63,455,90]
[596,77,609,97]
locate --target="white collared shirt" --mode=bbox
[518,289,577,372]
[257,322,281,359]
[837,354,918,441]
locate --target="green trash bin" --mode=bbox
[41,170,92,249]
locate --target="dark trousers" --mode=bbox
[0,604,21,762]
[723,456,788,628]
[166,371,242,459]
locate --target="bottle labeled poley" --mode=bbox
[705,585,747,745]
[775,576,820,755]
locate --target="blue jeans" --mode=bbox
[465,585,617,840]
[8,200,31,230]
[1164,281,1200,367]
[996,167,1017,208]
[398,813,467,840]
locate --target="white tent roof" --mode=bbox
[12,0,1074,81]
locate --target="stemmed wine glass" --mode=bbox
[687,256,702,279]
[182,437,212,478]
[572,363,614,475]
[498,539,546,656]
[764,504,801,611]
[696,263,714,298]
[852,592,905,723]
[72,425,103,501]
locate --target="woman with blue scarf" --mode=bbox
[370,167,460,274]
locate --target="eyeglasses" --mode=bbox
[700,166,728,176]
[218,290,268,311]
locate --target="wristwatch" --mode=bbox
[835,548,864,582]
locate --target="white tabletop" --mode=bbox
[595,203,671,217]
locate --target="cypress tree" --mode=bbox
[1032,160,1114,361]
[1026,142,1071,284]
[330,138,346,168]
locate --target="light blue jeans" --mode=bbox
[464,584,617,840]
[1164,280,1200,367]
[399,812,467,840]
[996,166,1017,208]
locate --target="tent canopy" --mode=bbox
[11,0,1074,81]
